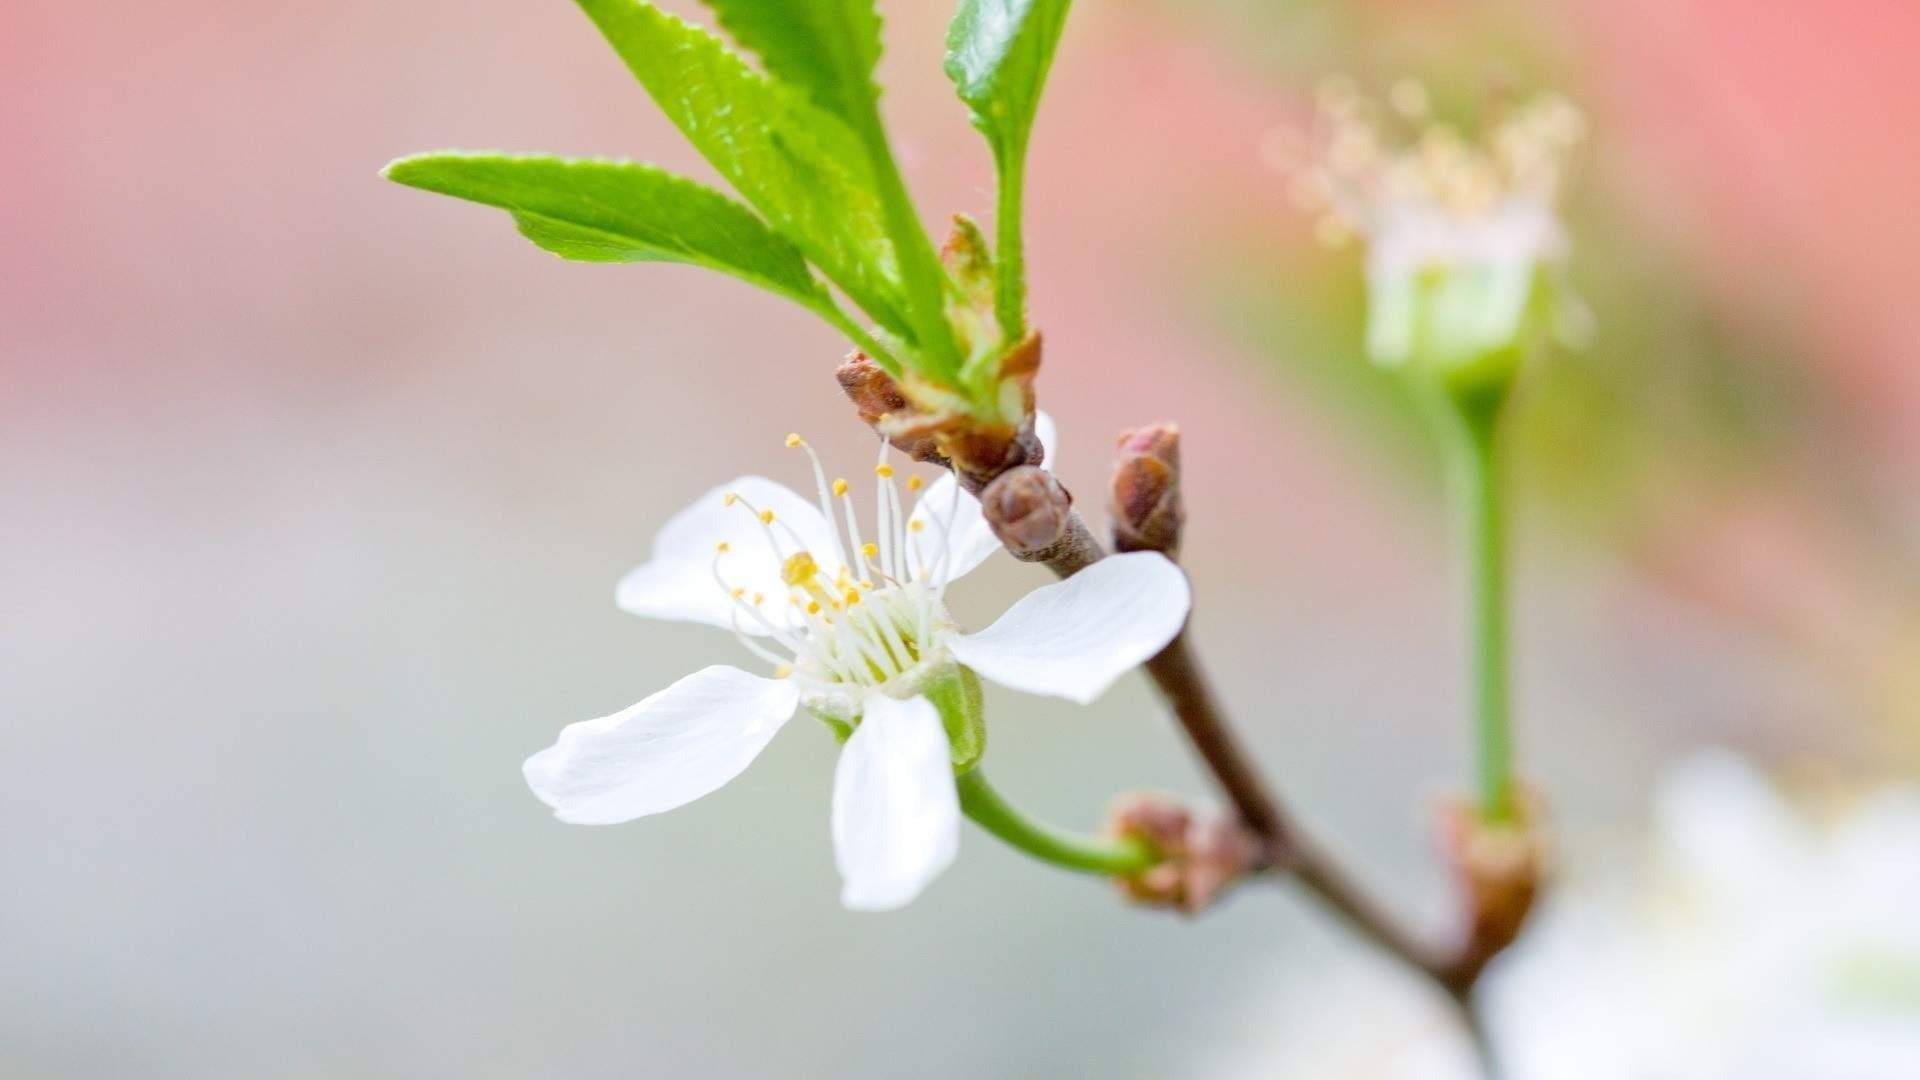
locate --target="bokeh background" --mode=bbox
[9,0,1920,1075]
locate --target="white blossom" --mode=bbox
[524,416,1192,911]
[1270,81,1589,372]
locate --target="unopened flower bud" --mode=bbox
[1108,794,1261,915]
[1109,422,1184,558]
[980,465,1071,556]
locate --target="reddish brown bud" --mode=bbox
[834,353,945,464]
[1109,422,1184,558]
[835,352,909,423]
[980,465,1071,555]
[1108,794,1261,915]
[1434,790,1548,967]
[833,336,1049,483]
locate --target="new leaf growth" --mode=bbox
[385,0,1079,454]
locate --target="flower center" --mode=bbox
[1270,79,1582,255]
[708,434,968,711]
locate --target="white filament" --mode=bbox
[710,436,963,698]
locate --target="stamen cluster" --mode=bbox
[709,436,966,716]
[1267,78,1585,249]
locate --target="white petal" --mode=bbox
[905,409,1061,587]
[831,694,961,911]
[524,665,798,824]
[616,475,841,635]
[950,552,1191,704]
[1653,750,1813,905]
[906,478,999,587]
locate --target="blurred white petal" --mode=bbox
[1654,749,1814,905]
[1211,751,1920,1080]
[1034,409,1059,471]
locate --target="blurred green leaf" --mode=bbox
[382,152,832,310]
[573,0,912,338]
[945,0,1074,337]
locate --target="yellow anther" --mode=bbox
[785,433,804,448]
[722,492,739,507]
[774,664,793,679]
[861,542,878,559]
[844,590,861,606]
[751,592,764,605]
[831,478,850,498]
[907,475,924,492]
[874,463,895,479]
[781,551,818,586]
[759,509,775,525]
[806,600,822,615]
[715,541,730,553]
[859,579,874,590]
[731,587,745,599]
[909,519,926,532]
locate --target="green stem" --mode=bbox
[992,141,1028,343]
[852,114,962,380]
[955,769,1158,876]
[1441,388,1515,823]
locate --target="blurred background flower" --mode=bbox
[6,0,1918,1075]
[1211,751,1920,1079]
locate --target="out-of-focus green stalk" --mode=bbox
[1437,385,1516,823]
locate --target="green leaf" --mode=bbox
[573,0,912,338]
[689,0,966,380]
[382,152,832,309]
[946,0,1072,164]
[698,0,883,127]
[945,0,1074,340]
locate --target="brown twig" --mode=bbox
[1003,504,1471,965]
[975,429,1537,1057]
[1138,630,1289,858]
[833,364,1534,1062]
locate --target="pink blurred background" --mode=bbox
[7,0,1919,1075]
